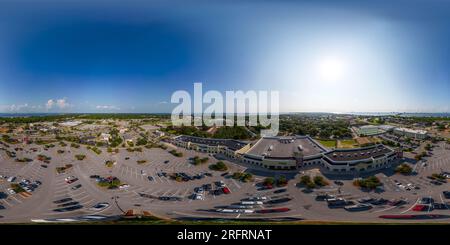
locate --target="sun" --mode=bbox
[316,56,347,81]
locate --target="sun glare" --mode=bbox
[316,56,347,81]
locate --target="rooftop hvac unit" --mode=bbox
[297,145,303,151]
[268,145,273,151]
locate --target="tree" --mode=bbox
[277,175,288,186]
[395,164,412,175]
[313,176,329,186]
[263,177,275,186]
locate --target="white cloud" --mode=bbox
[46,98,71,110]
[46,99,55,110]
[96,105,120,110]
[0,103,30,112]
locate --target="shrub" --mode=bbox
[11,183,25,193]
[209,161,228,171]
[90,146,102,155]
[15,157,32,163]
[137,160,147,164]
[263,177,275,186]
[37,154,51,162]
[313,175,329,187]
[277,175,288,186]
[169,149,183,157]
[353,176,382,189]
[232,172,253,182]
[136,137,148,146]
[299,175,316,189]
[105,160,115,168]
[75,154,86,161]
[395,164,413,175]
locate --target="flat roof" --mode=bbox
[394,127,427,134]
[245,136,326,158]
[175,135,248,151]
[324,144,393,162]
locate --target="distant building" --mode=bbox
[393,127,428,140]
[153,130,165,137]
[356,125,395,136]
[60,121,82,127]
[171,135,251,159]
[100,133,111,142]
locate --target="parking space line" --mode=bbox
[10,195,23,204]
[401,198,419,214]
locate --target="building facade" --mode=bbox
[393,127,428,140]
[171,135,402,174]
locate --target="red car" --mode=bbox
[412,204,429,211]
[66,178,78,184]
[222,187,230,194]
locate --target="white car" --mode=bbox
[141,170,147,176]
[249,196,267,201]
[7,188,16,195]
[119,184,130,189]
[194,194,204,200]
[64,176,76,182]
[7,176,16,182]
[89,202,110,211]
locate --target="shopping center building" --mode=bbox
[171,135,402,173]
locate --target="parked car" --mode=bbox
[370,198,388,205]
[412,204,430,212]
[71,184,82,190]
[57,201,80,207]
[147,176,154,181]
[194,193,204,200]
[7,176,16,182]
[89,202,110,211]
[432,203,449,210]
[202,184,212,191]
[344,204,372,212]
[316,194,335,201]
[357,197,374,204]
[443,191,450,199]
[327,198,352,208]
[274,188,287,194]
[53,197,73,204]
[222,187,231,194]
[53,204,83,212]
[334,180,344,186]
[419,197,434,205]
[267,197,292,205]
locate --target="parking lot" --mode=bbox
[1,141,449,223]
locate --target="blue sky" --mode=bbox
[0,0,449,113]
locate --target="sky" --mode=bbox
[0,0,449,113]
